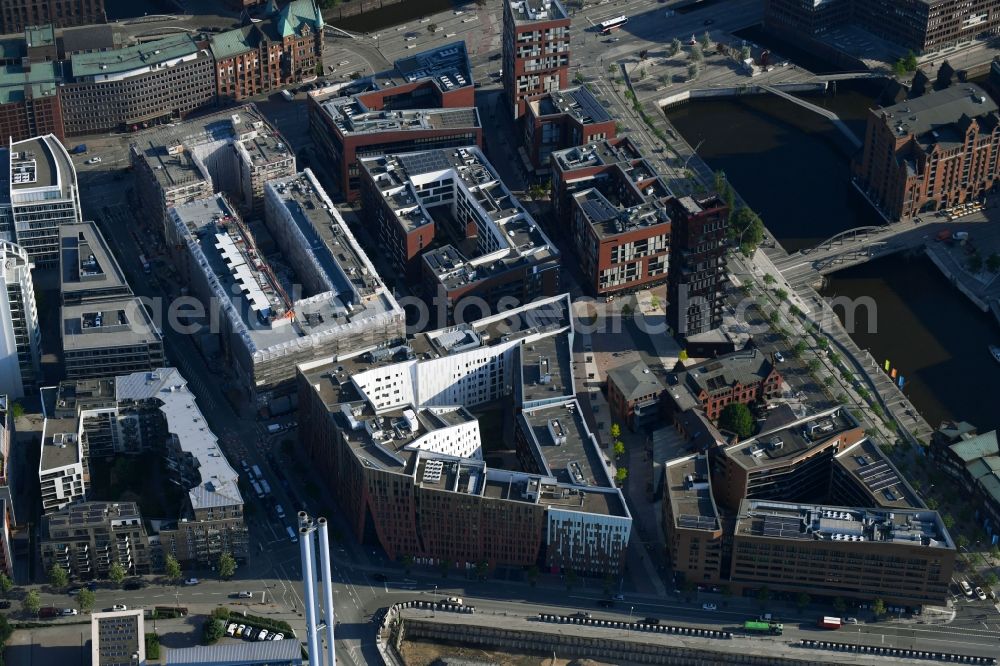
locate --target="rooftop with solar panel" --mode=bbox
[834,437,923,509]
[736,500,954,549]
[552,136,644,173]
[664,454,721,533]
[724,405,861,470]
[318,96,481,137]
[528,86,612,125]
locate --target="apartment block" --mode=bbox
[666,348,782,421]
[210,0,323,102]
[0,60,63,144]
[550,138,672,296]
[41,501,151,579]
[0,134,82,267]
[855,84,1000,221]
[0,240,40,398]
[731,500,955,606]
[0,0,105,35]
[39,386,89,514]
[168,171,404,405]
[666,194,728,337]
[91,609,145,666]
[298,294,631,576]
[607,360,665,432]
[525,87,615,171]
[130,104,295,231]
[502,0,571,119]
[359,145,560,321]
[662,454,724,584]
[59,33,216,136]
[59,223,164,379]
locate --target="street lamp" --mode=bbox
[627,605,634,636]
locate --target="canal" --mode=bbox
[666,79,1000,432]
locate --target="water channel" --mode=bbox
[666,79,1000,432]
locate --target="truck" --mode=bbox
[818,616,842,630]
[744,620,783,635]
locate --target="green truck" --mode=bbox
[744,620,783,635]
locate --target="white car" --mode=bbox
[183,578,200,586]
[112,604,127,612]
[257,629,269,641]
[702,603,717,611]
[773,351,785,363]
[447,596,463,605]
[61,608,79,616]
[85,156,102,164]
[271,633,284,641]
[237,591,253,599]
[226,623,237,636]
[975,587,988,601]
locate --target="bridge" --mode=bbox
[759,85,862,150]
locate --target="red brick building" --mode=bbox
[550,137,672,296]
[607,360,665,431]
[855,83,1000,220]
[309,43,480,201]
[502,0,571,119]
[666,194,728,337]
[0,0,105,34]
[0,62,64,144]
[210,0,323,103]
[668,348,782,422]
[524,87,616,172]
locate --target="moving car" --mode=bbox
[237,591,253,599]
[446,596,463,605]
[773,351,785,363]
[61,608,79,616]
[702,603,717,611]
[123,579,145,591]
[184,578,200,586]
[112,604,127,612]
[975,587,988,601]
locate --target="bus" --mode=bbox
[259,479,272,496]
[600,15,628,34]
[251,480,264,498]
[744,620,782,635]
[251,464,263,480]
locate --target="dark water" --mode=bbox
[665,79,890,252]
[329,0,455,32]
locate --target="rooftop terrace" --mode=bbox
[319,97,480,137]
[508,0,569,23]
[9,134,75,196]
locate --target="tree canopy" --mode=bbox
[719,403,754,439]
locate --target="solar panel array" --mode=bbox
[857,459,901,493]
[578,195,618,223]
[678,514,718,530]
[568,88,612,123]
[398,150,453,176]
[760,514,808,539]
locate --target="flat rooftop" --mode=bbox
[508,0,569,23]
[552,137,643,173]
[519,401,612,488]
[9,134,74,196]
[664,454,721,532]
[529,86,611,124]
[835,437,923,510]
[61,298,160,350]
[70,33,200,79]
[0,60,60,104]
[40,386,81,471]
[518,333,574,405]
[319,97,480,137]
[724,406,862,470]
[678,348,776,399]
[736,499,954,550]
[59,222,131,302]
[45,501,141,531]
[572,187,671,240]
[393,40,472,92]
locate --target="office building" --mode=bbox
[130,105,295,230]
[0,134,82,267]
[41,501,151,579]
[666,348,782,421]
[709,406,865,512]
[0,0,105,35]
[731,500,955,606]
[359,145,560,320]
[59,223,164,379]
[91,609,145,666]
[550,138,673,296]
[662,454,724,584]
[525,87,615,171]
[210,0,323,102]
[855,84,1000,221]
[164,640,302,666]
[607,360,664,432]
[0,240,40,398]
[764,0,1000,55]
[59,33,216,136]
[59,24,122,57]
[0,396,15,578]
[298,294,632,575]
[502,0,571,119]
[666,194,728,337]
[930,427,1000,544]
[168,171,404,405]
[39,385,89,514]
[0,60,63,144]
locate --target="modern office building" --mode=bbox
[0,134,82,267]
[40,501,151,579]
[525,87,615,172]
[359,145,560,320]
[607,360,665,432]
[666,348,782,421]
[502,0,571,119]
[39,385,89,514]
[662,453,724,584]
[855,84,1000,221]
[91,609,145,666]
[298,294,632,576]
[0,0,106,35]
[764,0,1000,55]
[730,500,955,606]
[709,406,865,512]
[52,368,248,566]
[164,640,302,666]
[0,240,40,398]
[0,60,63,144]
[168,171,404,405]
[0,396,15,578]
[210,0,323,102]
[59,33,216,136]
[130,104,295,230]
[666,194,728,337]
[59,223,164,379]
[550,138,673,296]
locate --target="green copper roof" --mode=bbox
[211,0,321,61]
[278,0,323,38]
[209,26,258,60]
[25,24,54,48]
[0,61,60,104]
[950,431,999,463]
[71,33,199,79]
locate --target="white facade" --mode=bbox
[405,414,482,460]
[0,241,40,398]
[38,431,87,514]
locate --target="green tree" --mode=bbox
[615,467,628,485]
[77,588,95,613]
[108,562,126,587]
[613,440,626,458]
[903,50,918,71]
[48,564,69,589]
[943,514,955,530]
[669,38,681,57]
[610,423,621,440]
[10,402,24,418]
[807,359,821,373]
[427,23,438,33]
[218,551,236,580]
[0,572,12,597]
[678,349,689,362]
[728,205,765,255]
[792,340,808,358]
[211,606,231,621]
[893,59,907,77]
[872,598,886,619]
[740,45,751,60]
[719,403,754,439]
[986,572,999,587]
[203,618,225,644]
[687,62,700,81]
[690,44,703,63]
[145,633,160,660]
[967,253,983,273]
[699,31,711,50]
[956,534,969,549]
[164,554,182,583]
[775,288,789,301]
[22,589,40,616]
[795,592,811,611]
[763,273,776,286]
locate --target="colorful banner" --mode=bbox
[884,359,890,371]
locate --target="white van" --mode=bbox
[286,525,298,542]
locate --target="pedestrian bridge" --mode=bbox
[759,85,862,150]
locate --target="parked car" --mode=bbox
[701,603,717,611]
[235,624,246,637]
[372,573,387,582]
[39,607,59,618]
[61,608,79,616]
[184,578,200,586]
[112,604,127,612]
[447,596,463,605]
[226,623,237,636]
[237,591,253,599]
[257,629,269,641]
[975,587,988,601]
[613,594,625,601]
[244,627,259,640]
[123,579,145,591]
[271,632,285,641]
[773,351,785,363]
[85,156,102,165]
